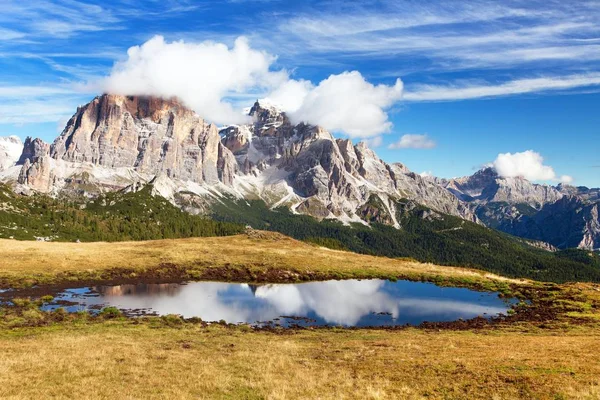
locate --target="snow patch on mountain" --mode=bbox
[0,136,23,171]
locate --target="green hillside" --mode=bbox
[1,183,598,283]
[211,198,600,283]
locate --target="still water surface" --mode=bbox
[41,279,516,327]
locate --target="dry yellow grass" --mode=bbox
[0,323,599,399]
[0,234,525,286]
[3,235,599,399]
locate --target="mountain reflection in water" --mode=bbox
[94,283,183,297]
[46,279,515,327]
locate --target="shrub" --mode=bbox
[99,306,122,319]
[161,314,184,326]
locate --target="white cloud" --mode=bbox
[403,73,600,102]
[420,171,434,178]
[100,37,403,137]
[492,150,572,183]
[558,175,574,184]
[263,79,312,113]
[101,35,288,125]
[388,134,436,149]
[282,71,403,138]
[362,136,383,148]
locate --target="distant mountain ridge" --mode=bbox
[442,168,600,250]
[0,94,598,251]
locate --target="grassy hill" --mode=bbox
[0,183,243,242]
[1,183,599,283]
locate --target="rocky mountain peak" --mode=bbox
[444,167,497,200]
[0,135,22,146]
[248,100,285,119]
[10,94,238,193]
[17,137,50,165]
[445,166,563,207]
[4,93,479,228]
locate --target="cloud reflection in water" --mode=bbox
[52,279,513,327]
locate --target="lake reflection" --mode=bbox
[44,280,515,327]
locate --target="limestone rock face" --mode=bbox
[391,166,477,222]
[18,156,53,192]
[14,138,53,192]
[496,196,600,250]
[221,101,477,224]
[17,137,50,165]
[3,94,597,249]
[3,96,474,228]
[51,94,236,184]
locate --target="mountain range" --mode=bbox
[0,94,598,252]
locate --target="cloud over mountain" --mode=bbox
[492,150,572,183]
[272,72,403,138]
[101,36,403,138]
[102,35,287,125]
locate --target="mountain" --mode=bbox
[1,93,599,282]
[4,95,236,197]
[0,94,598,252]
[220,100,476,225]
[0,94,475,226]
[0,136,22,171]
[444,168,600,250]
[1,180,599,283]
[444,167,563,206]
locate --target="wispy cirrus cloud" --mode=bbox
[0,83,93,124]
[403,73,600,102]
[0,1,121,39]
[0,0,204,42]
[264,0,600,73]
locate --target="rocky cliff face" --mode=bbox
[16,137,53,192]
[220,101,477,225]
[51,95,236,185]
[490,196,600,250]
[445,167,563,206]
[8,94,597,249]
[3,95,477,228]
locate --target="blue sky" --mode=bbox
[0,0,599,187]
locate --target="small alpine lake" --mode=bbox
[33,279,517,327]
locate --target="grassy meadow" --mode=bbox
[0,232,600,399]
[0,232,523,290]
[1,322,600,399]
